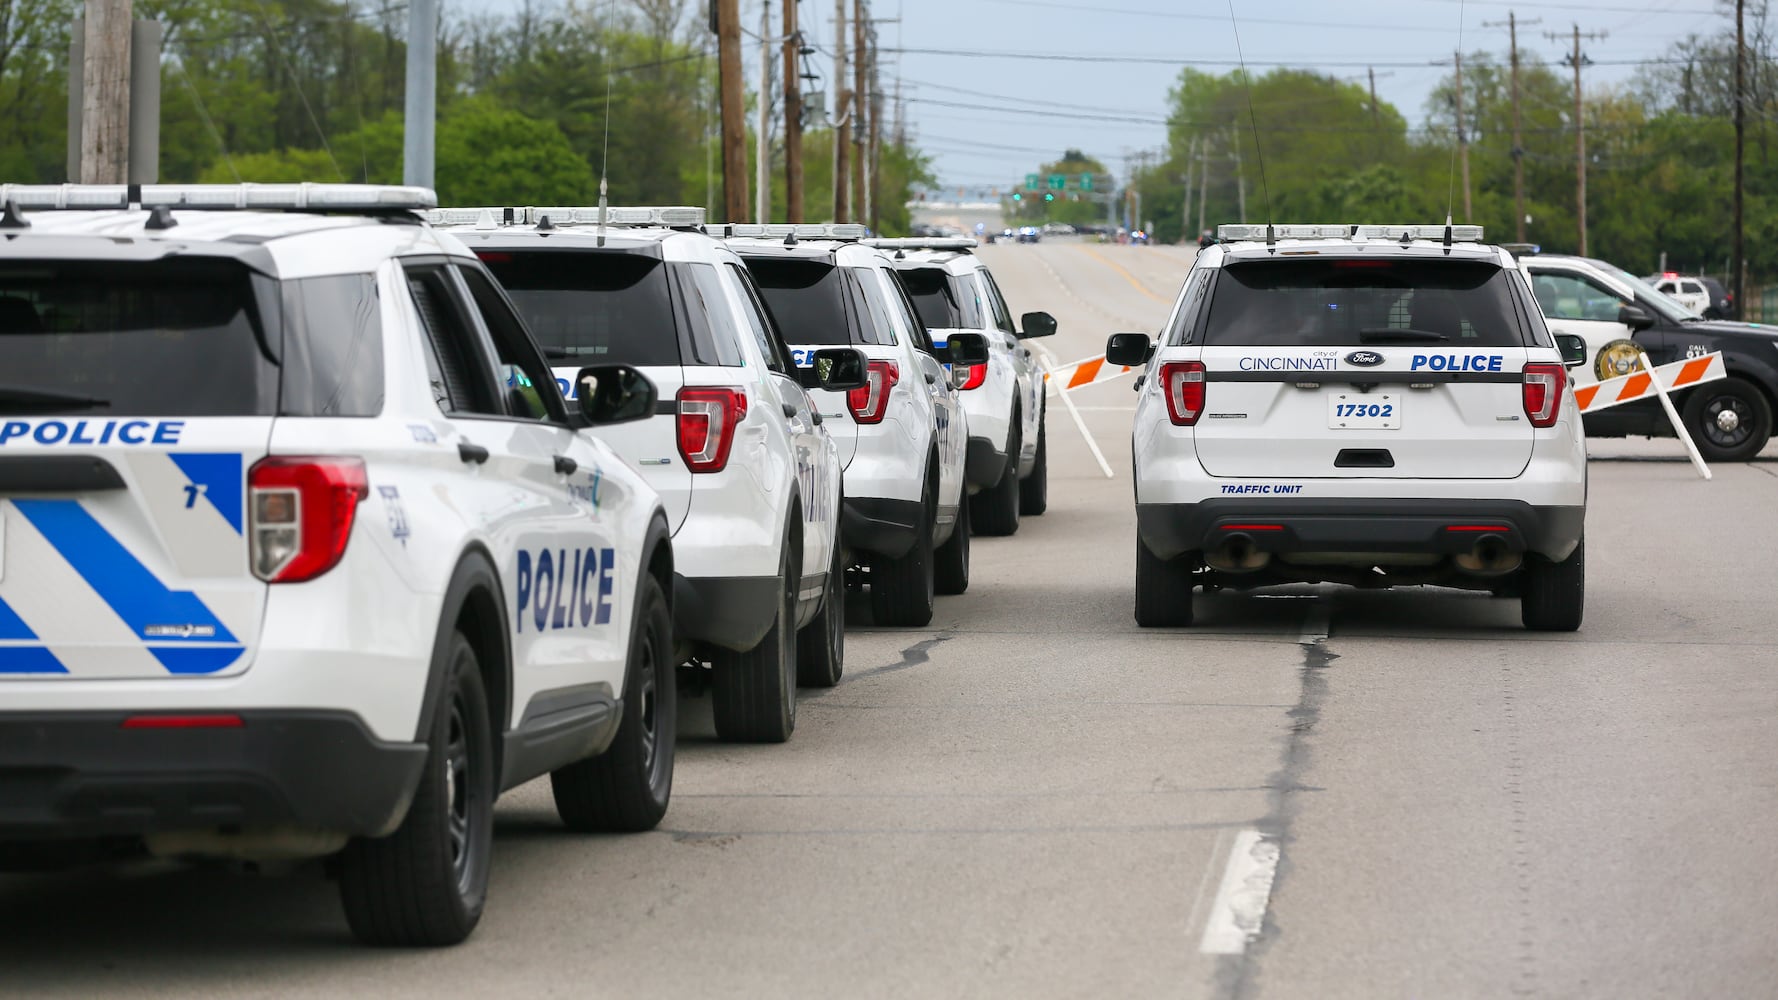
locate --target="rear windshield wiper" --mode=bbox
[0,384,112,413]
[1359,327,1450,343]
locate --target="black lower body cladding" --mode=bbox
[673,574,781,653]
[842,496,923,560]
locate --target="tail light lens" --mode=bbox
[248,457,369,583]
[678,386,748,472]
[847,360,899,424]
[1159,361,1207,425]
[956,362,988,391]
[1522,363,1566,428]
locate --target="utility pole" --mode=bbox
[851,0,867,228]
[1181,134,1197,242]
[1485,12,1540,243]
[1734,0,1746,313]
[716,0,747,223]
[1455,50,1472,220]
[79,0,132,184]
[756,0,771,223]
[1197,138,1209,236]
[1231,127,1246,224]
[833,0,850,222]
[782,0,804,223]
[868,23,883,234]
[1551,23,1604,256]
[1368,67,1382,157]
[402,0,438,188]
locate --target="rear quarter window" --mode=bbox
[1202,258,1527,348]
[0,257,278,416]
[280,274,384,417]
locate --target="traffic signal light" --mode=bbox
[1012,192,1022,201]
[1044,193,1054,202]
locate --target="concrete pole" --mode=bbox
[128,19,161,184]
[1734,0,1746,313]
[1197,138,1209,236]
[402,0,438,189]
[782,0,804,223]
[1572,26,1586,256]
[756,0,771,223]
[79,0,132,184]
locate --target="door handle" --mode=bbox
[553,455,578,476]
[458,441,490,465]
[781,402,798,419]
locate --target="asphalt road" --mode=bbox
[3,240,1775,999]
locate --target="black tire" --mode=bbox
[1521,537,1585,632]
[711,533,798,743]
[796,538,846,688]
[871,474,936,627]
[972,420,1022,536]
[934,487,971,595]
[339,633,494,947]
[1134,539,1196,628]
[1682,376,1773,462]
[550,576,675,832]
[1019,405,1048,517]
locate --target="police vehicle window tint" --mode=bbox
[405,266,500,416]
[457,265,564,423]
[279,274,383,417]
[684,263,750,367]
[881,266,940,355]
[749,258,853,347]
[477,251,680,367]
[1166,268,1214,345]
[0,258,277,416]
[850,267,905,349]
[899,266,970,330]
[1202,259,1525,348]
[1527,271,1623,322]
[980,271,1018,335]
[722,263,792,373]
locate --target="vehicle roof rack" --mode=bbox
[1215,223,1486,243]
[0,183,437,212]
[424,205,706,229]
[863,237,976,252]
[721,222,867,242]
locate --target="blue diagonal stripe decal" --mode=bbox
[0,594,35,640]
[169,453,245,534]
[12,499,238,645]
[0,596,69,674]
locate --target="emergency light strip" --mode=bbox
[1,183,437,211]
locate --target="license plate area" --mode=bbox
[1328,393,1401,430]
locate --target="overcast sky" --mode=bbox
[781,0,1731,194]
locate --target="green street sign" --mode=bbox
[1079,173,1094,191]
[1025,174,1039,190]
[1047,174,1066,190]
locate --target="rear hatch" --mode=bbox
[0,257,273,678]
[1192,257,1533,479]
[480,249,692,532]
[745,256,862,468]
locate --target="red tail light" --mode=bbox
[1522,363,1566,428]
[848,360,899,423]
[957,362,988,391]
[248,457,369,583]
[678,386,748,472]
[122,714,245,729]
[1159,361,1207,425]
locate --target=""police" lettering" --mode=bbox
[1409,354,1504,372]
[515,546,617,633]
[0,419,185,447]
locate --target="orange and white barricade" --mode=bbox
[1575,351,1725,480]
[1043,355,1136,395]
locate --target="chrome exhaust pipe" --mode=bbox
[1453,533,1521,576]
[1205,532,1272,573]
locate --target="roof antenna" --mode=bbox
[597,44,617,248]
[1444,0,1468,248]
[144,205,178,231]
[1226,0,1274,253]
[0,199,28,230]
[783,230,798,246]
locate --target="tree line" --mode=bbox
[0,0,930,229]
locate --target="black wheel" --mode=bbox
[1134,539,1196,628]
[971,420,1022,536]
[1019,405,1048,517]
[1704,307,1724,320]
[551,576,676,832]
[871,474,936,627]
[1682,376,1773,462]
[1521,538,1585,632]
[712,531,799,743]
[340,633,494,947]
[796,537,846,688]
[934,487,971,595]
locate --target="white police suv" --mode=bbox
[1108,224,1590,631]
[874,237,1056,534]
[726,227,986,627]
[0,184,676,947]
[431,207,861,733]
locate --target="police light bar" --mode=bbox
[0,183,437,211]
[721,223,868,241]
[424,207,511,228]
[1216,224,1351,241]
[526,206,706,228]
[864,237,976,252]
[1354,224,1484,242]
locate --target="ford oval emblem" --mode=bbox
[1345,350,1384,367]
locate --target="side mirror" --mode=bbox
[1618,303,1656,331]
[1019,311,1058,339]
[941,331,991,367]
[1555,334,1589,368]
[801,347,868,392]
[575,365,657,426]
[1105,332,1153,367]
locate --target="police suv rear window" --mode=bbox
[899,267,984,330]
[1201,259,1525,348]
[0,258,277,416]
[478,251,680,366]
[747,258,852,347]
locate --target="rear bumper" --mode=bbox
[964,436,1009,489]
[1136,498,1586,562]
[673,573,778,653]
[842,496,922,560]
[0,710,426,841]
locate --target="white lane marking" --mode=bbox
[1198,829,1281,955]
[1297,600,1332,647]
